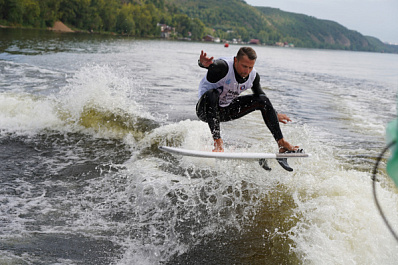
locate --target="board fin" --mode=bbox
[276,158,293,171]
[259,159,272,171]
[276,149,304,172]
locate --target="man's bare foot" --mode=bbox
[277,138,299,153]
[213,138,224,152]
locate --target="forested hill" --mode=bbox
[0,0,396,53]
[165,0,281,43]
[166,0,397,53]
[255,7,397,53]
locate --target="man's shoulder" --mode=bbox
[208,58,229,74]
[206,58,229,83]
[212,58,229,69]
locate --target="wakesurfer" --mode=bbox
[196,47,299,170]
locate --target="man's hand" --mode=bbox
[199,50,214,68]
[277,113,292,124]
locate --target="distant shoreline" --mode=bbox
[1,23,396,54]
[0,21,125,36]
[0,21,74,33]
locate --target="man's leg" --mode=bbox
[221,94,299,171]
[196,89,224,151]
[219,94,283,142]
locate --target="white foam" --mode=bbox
[0,64,158,138]
[129,117,398,264]
[0,93,64,134]
[285,148,398,263]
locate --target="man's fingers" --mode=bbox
[199,51,213,67]
[278,114,292,123]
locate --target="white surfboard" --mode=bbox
[159,146,310,160]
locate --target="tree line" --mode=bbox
[0,0,206,40]
[0,0,288,44]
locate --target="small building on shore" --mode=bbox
[276,42,295,47]
[157,23,175,38]
[249,39,260,45]
[203,35,215,42]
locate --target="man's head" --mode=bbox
[234,47,257,78]
[236,47,257,61]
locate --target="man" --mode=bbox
[196,47,299,156]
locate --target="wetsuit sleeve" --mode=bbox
[198,59,229,83]
[252,73,283,140]
[251,73,265,95]
[251,73,277,114]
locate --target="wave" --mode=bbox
[1,63,397,264]
[0,64,160,139]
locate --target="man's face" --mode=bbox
[234,55,255,78]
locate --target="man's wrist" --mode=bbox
[198,59,205,68]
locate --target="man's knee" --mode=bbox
[197,89,220,121]
[204,88,220,102]
[257,94,272,107]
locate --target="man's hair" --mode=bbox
[236,47,257,61]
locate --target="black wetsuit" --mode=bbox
[196,58,284,142]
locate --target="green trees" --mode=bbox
[171,14,204,39]
[0,0,204,39]
[132,4,159,36]
[0,0,25,25]
[22,0,41,26]
[189,18,205,40]
[115,4,135,34]
[114,3,164,36]
[38,0,61,27]
[100,1,118,32]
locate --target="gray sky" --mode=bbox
[245,0,398,44]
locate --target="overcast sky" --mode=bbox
[245,0,398,44]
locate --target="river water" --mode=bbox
[0,28,398,264]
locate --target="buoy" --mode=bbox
[224,43,229,48]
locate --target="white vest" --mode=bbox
[198,57,256,107]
